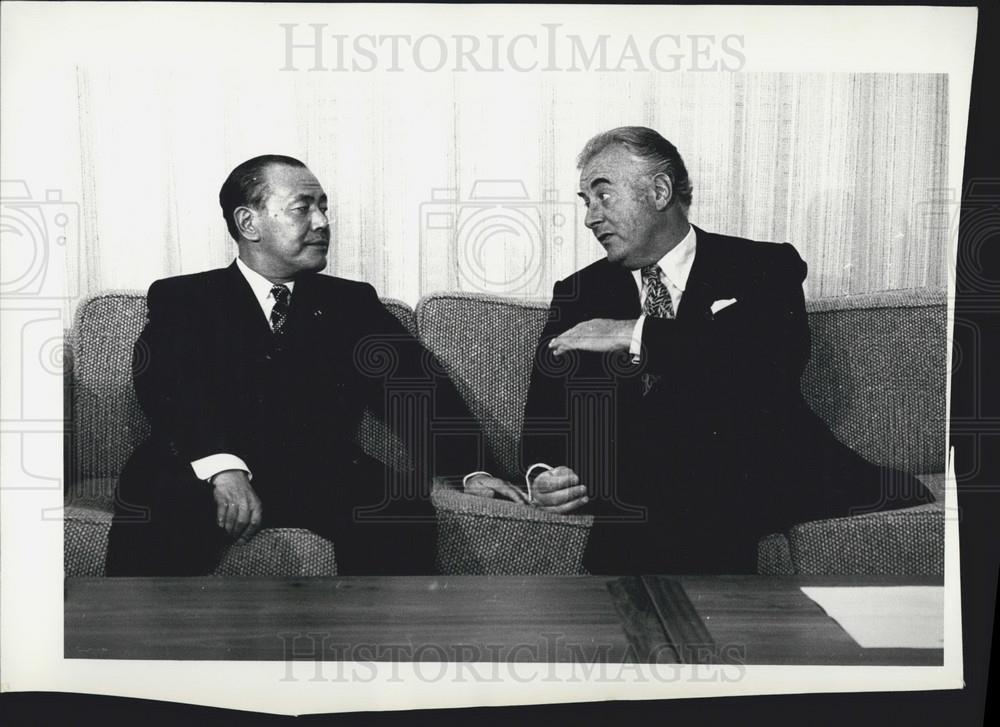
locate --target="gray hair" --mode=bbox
[577,127,693,210]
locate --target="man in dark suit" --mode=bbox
[474,127,932,574]
[106,155,489,576]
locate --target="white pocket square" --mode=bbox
[710,298,738,314]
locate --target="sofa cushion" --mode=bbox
[801,289,946,474]
[64,505,338,576]
[65,476,119,511]
[786,503,944,576]
[417,293,549,479]
[212,529,338,576]
[757,533,796,576]
[417,289,947,482]
[432,483,593,575]
[69,293,151,482]
[67,292,417,485]
[756,471,945,576]
[65,506,114,576]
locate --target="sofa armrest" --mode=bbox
[759,471,947,576]
[786,503,944,576]
[431,477,593,575]
[64,505,338,577]
[757,532,796,575]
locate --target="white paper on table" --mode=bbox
[800,586,944,649]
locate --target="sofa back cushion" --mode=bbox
[69,293,151,483]
[417,294,549,478]
[68,291,417,487]
[70,287,947,489]
[418,289,947,479]
[801,289,946,473]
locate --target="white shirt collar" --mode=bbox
[631,224,697,292]
[235,257,296,308]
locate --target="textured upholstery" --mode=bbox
[801,289,946,474]
[418,294,595,573]
[64,506,114,576]
[64,506,338,577]
[67,288,947,576]
[65,291,414,576]
[786,504,944,576]
[419,289,947,576]
[68,293,417,488]
[65,477,120,511]
[212,529,338,576]
[432,481,593,575]
[68,293,150,485]
[352,299,417,472]
[417,293,550,480]
[756,533,796,576]
[758,472,948,575]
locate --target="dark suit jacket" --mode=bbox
[109,261,483,575]
[521,226,932,574]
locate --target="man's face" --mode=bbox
[577,144,660,269]
[252,164,330,278]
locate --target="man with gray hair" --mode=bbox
[472,126,932,574]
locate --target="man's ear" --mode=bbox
[651,173,673,211]
[234,206,259,241]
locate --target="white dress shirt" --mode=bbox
[628,224,696,359]
[189,258,296,484]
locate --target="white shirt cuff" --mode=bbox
[462,471,492,488]
[629,314,646,362]
[191,453,252,483]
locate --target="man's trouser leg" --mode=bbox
[105,451,227,577]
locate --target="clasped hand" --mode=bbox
[211,469,263,544]
[464,466,588,514]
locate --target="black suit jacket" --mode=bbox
[521,227,931,573]
[111,261,483,574]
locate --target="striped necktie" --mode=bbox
[270,284,291,335]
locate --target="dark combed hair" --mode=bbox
[218,154,307,240]
[577,126,693,210]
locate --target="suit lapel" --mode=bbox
[590,227,728,323]
[285,273,323,343]
[677,226,723,322]
[592,262,641,318]
[222,261,273,341]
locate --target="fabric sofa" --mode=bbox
[64,287,947,577]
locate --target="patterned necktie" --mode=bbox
[639,265,673,396]
[270,284,291,335]
[641,264,675,319]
